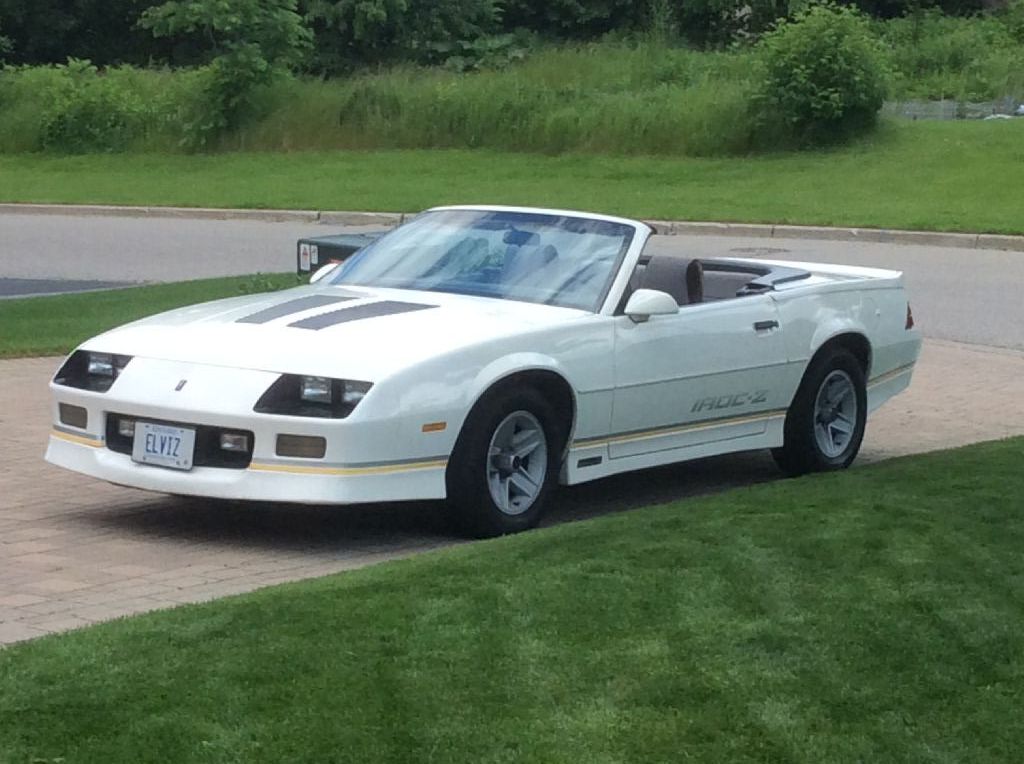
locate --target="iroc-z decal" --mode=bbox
[691,390,769,413]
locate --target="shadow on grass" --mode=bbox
[72,450,781,553]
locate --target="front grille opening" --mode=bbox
[106,413,254,469]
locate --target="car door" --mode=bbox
[609,294,791,460]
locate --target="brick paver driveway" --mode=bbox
[3,339,1024,645]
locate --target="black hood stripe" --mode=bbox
[289,301,437,330]
[237,294,355,324]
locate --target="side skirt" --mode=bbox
[561,416,786,485]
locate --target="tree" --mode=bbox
[0,22,11,61]
[139,0,312,143]
[0,0,154,65]
[499,0,642,38]
[671,0,790,46]
[303,0,501,72]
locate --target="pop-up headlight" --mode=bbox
[300,376,333,405]
[54,350,133,393]
[256,375,372,419]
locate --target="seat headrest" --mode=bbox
[640,257,703,306]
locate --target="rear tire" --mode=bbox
[772,348,867,476]
[446,387,564,538]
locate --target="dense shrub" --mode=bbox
[41,65,150,152]
[755,4,890,145]
[0,60,196,152]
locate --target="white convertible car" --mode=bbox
[47,206,921,536]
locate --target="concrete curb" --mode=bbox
[0,203,411,227]
[2,203,1022,252]
[0,203,322,223]
[648,220,1024,252]
[318,210,405,226]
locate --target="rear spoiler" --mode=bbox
[296,233,380,275]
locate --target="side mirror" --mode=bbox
[624,289,678,323]
[309,262,340,284]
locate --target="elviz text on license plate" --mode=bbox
[131,422,196,470]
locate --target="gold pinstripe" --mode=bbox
[50,429,104,448]
[868,363,915,388]
[574,408,788,449]
[248,459,448,477]
[574,362,916,451]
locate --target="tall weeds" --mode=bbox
[879,10,1024,101]
[229,43,761,155]
[0,14,1021,158]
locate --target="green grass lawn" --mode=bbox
[2,438,1023,762]
[1,119,1023,234]
[0,273,301,358]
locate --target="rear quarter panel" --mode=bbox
[770,277,921,409]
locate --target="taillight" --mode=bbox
[905,303,915,330]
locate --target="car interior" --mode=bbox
[625,254,813,309]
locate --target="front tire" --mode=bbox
[772,348,867,476]
[447,387,564,538]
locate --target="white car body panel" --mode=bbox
[607,294,792,459]
[46,206,922,506]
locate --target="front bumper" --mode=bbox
[45,430,447,504]
[45,356,451,504]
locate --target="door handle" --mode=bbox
[753,320,779,331]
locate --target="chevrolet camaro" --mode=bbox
[47,206,921,536]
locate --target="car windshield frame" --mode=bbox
[326,208,636,313]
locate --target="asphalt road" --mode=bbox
[0,213,321,283]
[2,211,1021,349]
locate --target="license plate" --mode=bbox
[131,422,196,470]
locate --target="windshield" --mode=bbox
[327,209,635,312]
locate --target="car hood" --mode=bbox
[82,285,589,381]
